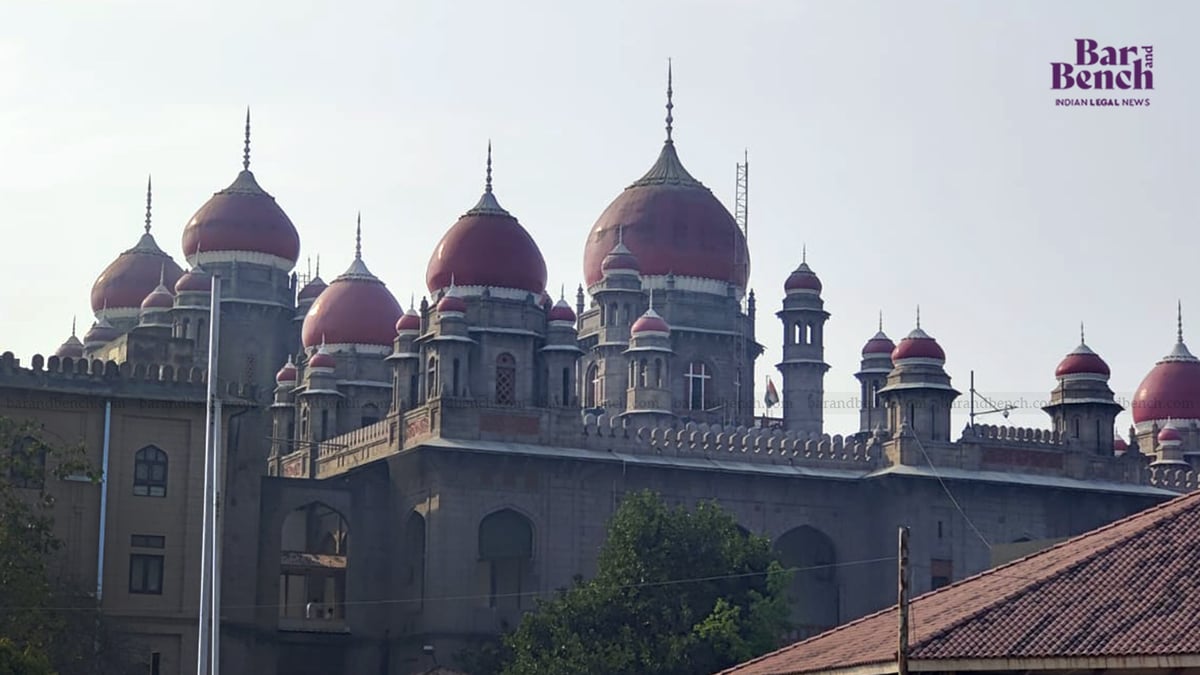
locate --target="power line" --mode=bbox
[909,432,992,549]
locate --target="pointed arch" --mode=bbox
[133,445,168,497]
[775,525,839,640]
[477,508,535,610]
[279,502,350,626]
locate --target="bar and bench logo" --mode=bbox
[1052,39,1153,108]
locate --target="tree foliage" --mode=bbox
[0,416,135,675]
[499,490,791,675]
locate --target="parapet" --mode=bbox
[961,423,1065,446]
[0,351,256,402]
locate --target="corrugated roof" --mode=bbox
[721,489,1200,675]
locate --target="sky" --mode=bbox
[0,0,1193,437]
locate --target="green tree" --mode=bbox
[500,490,791,675]
[0,638,54,675]
[0,416,134,675]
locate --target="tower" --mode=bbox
[877,312,959,443]
[776,252,829,437]
[543,292,583,407]
[622,295,676,426]
[1042,325,1122,455]
[855,314,894,434]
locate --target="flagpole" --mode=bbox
[196,273,221,675]
[209,274,223,675]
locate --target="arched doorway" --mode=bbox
[279,502,350,631]
[477,509,534,612]
[775,525,839,639]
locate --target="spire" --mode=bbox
[1081,321,1086,345]
[665,58,674,143]
[158,263,166,288]
[1178,300,1184,344]
[410,293,415,310]
[560,283,565,301]
[144,174,152,233]
[617,224,624,247]
[71,316,76,337]
[879,310,883,332]
[355,212,362,260]
[315,254,320,278]
[802,243,807,264]
[485,140,493,194]
[243,107,252,171]
[648,288,655,311]
[916,305,921,329]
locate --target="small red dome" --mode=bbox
[54,334,84,359]
[1114,437,1129,451]
[395,308,421,333]
[276,358,298,383]
[140,284,175,310]
[437,292,467,314]
[549,298,576,323]
[182,169,300,265]
[308,349,335,370]
[175,268,212,293]
[631,309,670,335]
[601,235,641,275]
[1132,341,1200,424]
[298,276,327,302]
[584,143,749,288]
[1055,342,1110,378]
[83,319,120,346]
[1158,425,1183,443]
[784,262,822,294]
[301,258,402,348]
[892,327,946,361]
[426,186,547,294]
[862,331,895,356]
[91,233,184,312]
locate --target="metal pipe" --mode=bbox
[96,400,112,602]
[196,273,222,675]
[209,274,224,675]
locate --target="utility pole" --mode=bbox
[898,526,910,675]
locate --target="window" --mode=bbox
[805,324,814,344]
[653,359,663,388]
[495,353,516,406]
[408,374,419,407]
[427,356,438,397]
[452,358,461,396]
[561,367,570,406]
[585,364,599,408]
[361,403,379,428]
[151,652,161,675]
[931,558,953,590]
[638,359,648,388]
[8,436,45,490]
[1073,417,1080,438]
[129,554,164,594]
[133,446,168,497]
[871,382,880,408]
[131,534,165,549]
[685,362,712,411]
[609,303,618,325]
[936,521,943,539]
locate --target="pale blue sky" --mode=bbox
[0,0,1192,436]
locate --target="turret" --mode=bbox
[877,310,959,443]
[855,313,894,434]
[1042,325,1122,455]
[776,251,829,437]
[622,295,675,425]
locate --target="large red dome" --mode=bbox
[181,169,300,266]
[301,256,402,348]
[1132,341,1200,424]
[91,232,184,313]
[892,327,946,361]
[583,142,749,288]
[426,186,547,295]
[1055,341,1110,378]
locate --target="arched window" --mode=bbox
[599,304,606,326]
[361,403,379,427]
[653,359,664,388]
[793,322,802,345]
[775,526,839,640]
[133,446,168,497]
[408,374,419,407]
[685,362,712,411]
[478,509,534,609]
[427,356,438,398]
[805,324,814,344]
[1073,417,1080,438]
[279,503,350,624]
[639,358,648,388]
[623,303,632,324]
[609,303,619,325]
[8,436,45,490]
[452,358,461,397]
[561,367,570,406]
[585,364,599,408]
[871,382,881,409]
[300,408,310,439]
[495,353,516,406]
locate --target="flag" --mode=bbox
[764,377,780,408]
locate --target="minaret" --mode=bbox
[622,292,676,426]
[543,288,584,407]
[877,309,959,445]
[776,248,830,437]
[1042,323,1122,455]
[855,312,894,434]
[585,226,644,413]
[388,298,423,414]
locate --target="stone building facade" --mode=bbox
[9,80,1200,675]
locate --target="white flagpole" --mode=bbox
[196,273,221,675]
[209,274,224,675]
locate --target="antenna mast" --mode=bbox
[733,152,749,425]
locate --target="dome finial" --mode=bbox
[485,140,493,194]
[355,212,362,260]
[802,243,806,264]
[560,283,565,301]
[71,316,77,337]
[617,224,625,246]
[315,254,320,278]
[879,310,883,332]
[1179,300,1185,344]
[916,304,921,329]
[649,287,656,311]
[1080,321,1086,345]
[243,107,252,171]
[159,262,165,287]
[665,58,674,143]
[144,174,153,233]
[410,293,415,310]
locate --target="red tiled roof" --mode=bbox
[721,490,1200,675]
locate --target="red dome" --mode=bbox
[549,298,576,323]
[308,349,335,370]
[276,358,298,383]
[395,308,421,333]
[631,309,670,335]
[1132,341,1200,423]
[181,170,300,265]
[862,331,895,356]
[437,293,467,314]
[83,319,120,345]
[298,276,327,301]
[175,268,212,293]
[91,233,184,312]
[1158,425,1183,443]
[54,334,84,359]
[584,142,749,288]
[892,327,946,361]
[140,284,174,310]
[784,262,822,293]
[1114,437,1129,451]
[1055,342,1110,378]
[601,236,641,275]
[300,258,402,348]
[426,189,547,294]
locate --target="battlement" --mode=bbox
[0,351,256,401]
[1146,464,1199,493]
[961,423,1065,447]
